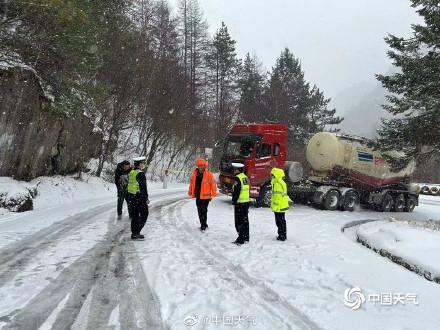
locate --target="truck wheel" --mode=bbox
[323,190,340,211]
[257,184,271,208]
[393,194,406,212]
[342,191,359,212]
[405,196,417,212]
[381,194,393,212]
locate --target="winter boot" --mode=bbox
[232,238,245,245]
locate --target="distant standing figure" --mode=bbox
[270,168,289,241]
[231,163,250,245]
[163,169,169,189]
[127,157,149,240]
[188,159,217,231]
[115,160,131,220]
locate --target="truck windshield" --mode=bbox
[224,135,258,158]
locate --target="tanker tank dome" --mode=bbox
[306,132,340,173]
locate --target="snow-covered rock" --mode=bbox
[0,177,37,212]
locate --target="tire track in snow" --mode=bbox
[160,199,321,330]
[0,203,113,288]
[0,190,184,288]
[1,194,185,330]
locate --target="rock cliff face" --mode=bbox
[0,66,101,181]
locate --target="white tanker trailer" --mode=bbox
[286,132,419,212]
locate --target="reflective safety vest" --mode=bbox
[127,169,142,195]
[236,172,250,204]
[188,169,217,199]
[271,168,289,213]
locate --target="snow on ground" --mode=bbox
[0,184,187,330]
[1,181,440,329]
[0,210,112,321]
[137,194,440,330]
[31,175,115,209]
[0,174,181,249]
[356,221,440,281]
[0,174,115,249]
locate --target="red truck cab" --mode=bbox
[219,124,287,201]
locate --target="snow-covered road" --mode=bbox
[0,190,439,330]
[0,188,186,330]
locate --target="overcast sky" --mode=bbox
[170,0,420,99]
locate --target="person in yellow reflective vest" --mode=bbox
[127,156,149,240]
[271,167,289,241]
[231,163,250,245]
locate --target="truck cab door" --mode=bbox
[253,142,273,187]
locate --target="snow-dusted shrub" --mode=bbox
[0,177,38,212]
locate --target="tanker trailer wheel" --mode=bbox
[256,184,272,208]
[323,190,340,211]
[421,186,430,195]
[380,194,394,212]
[405,196,417,212]
[342,191,359,212]
[393,194,406,212]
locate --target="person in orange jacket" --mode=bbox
[188,158,217,231]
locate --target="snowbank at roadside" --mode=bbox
[0,174,115,213]
[357,221,440,282]
[32,174,115,209]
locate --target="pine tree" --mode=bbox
[264,48,341,147]
[376,0,440,169]
[177,0,210,146]
[205,22,241,146]
[238,53,265,123]
[0,0,105,110]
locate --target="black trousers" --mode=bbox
[234,203,249,242]
[196,198,210,228]
[128,196,149,235]
[117,189,130,216]
[275,212,287,239]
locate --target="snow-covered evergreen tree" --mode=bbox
[264,48,341,146]
[376,0,440,169]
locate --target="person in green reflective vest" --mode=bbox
[231,163,250,245]
[270,167,289,241]
[127,156,149,240]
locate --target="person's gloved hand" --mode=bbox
[146,199,150,205]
